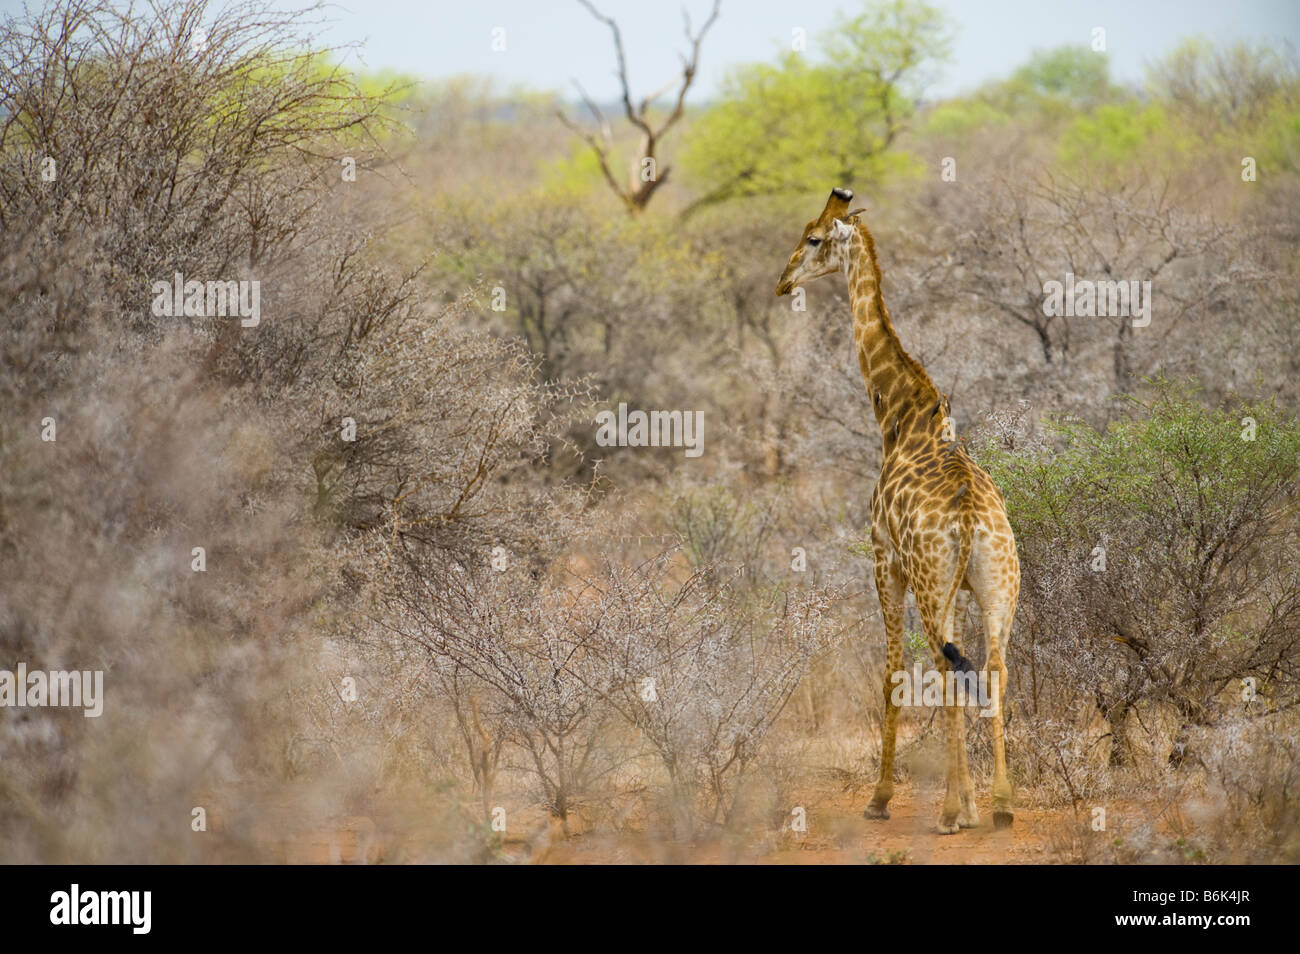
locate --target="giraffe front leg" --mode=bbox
[865,559,905,821]
[864,666,899,820]
[921,597,963,835]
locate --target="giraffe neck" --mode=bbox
[843,223,944,456]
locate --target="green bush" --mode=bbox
[978,381,1300,763]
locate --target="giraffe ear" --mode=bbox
[830,218,854,242]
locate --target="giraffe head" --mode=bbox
[775,187,860,296]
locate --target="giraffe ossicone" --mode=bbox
[777,187,1022,834]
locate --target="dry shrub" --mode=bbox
[357,540,844,842]
[0,0,577,862]
[1186,715,1300,863]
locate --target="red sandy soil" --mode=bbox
[531,784,1057,865]
[224,780,1065,864]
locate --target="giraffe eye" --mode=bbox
[807,237,821,247]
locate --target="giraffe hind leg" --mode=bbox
[917,593,964,835]
[982,606,1014,828]
[949,592,979,828]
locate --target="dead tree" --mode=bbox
[558,0,720,214]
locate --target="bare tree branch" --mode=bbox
[560,0,721,213]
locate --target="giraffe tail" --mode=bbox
[942,484,977,672]
[942,641,974,673]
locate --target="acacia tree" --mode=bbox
[1147,37,1299,128]
[0,0,393,334]
[557,0,720,215]
[979,384,1300,766]
[679,0,952,214]
[587,570,843,835]
[924,168,1250,397]
[0,0,447,862]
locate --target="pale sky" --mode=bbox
[4,0,1298,100]
[295,0,1300,99]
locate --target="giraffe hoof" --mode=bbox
[958,812,980,829]
[993,810,1014,829]
[864,803,890,821]
[936,819,961,835]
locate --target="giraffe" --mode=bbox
[776,188,1021,833]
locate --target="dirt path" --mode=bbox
[759,786,1058,864]
[227,781,1068,864]
[533,784,1062,864]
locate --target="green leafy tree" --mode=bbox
[920,46,1117,137]
[1057,102,1176,174]
[1001,46,1114,109]
[978,382,1300,763]
[680,0,952,211]
[1147,37,1299,128]
[1145,37,1300,177]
